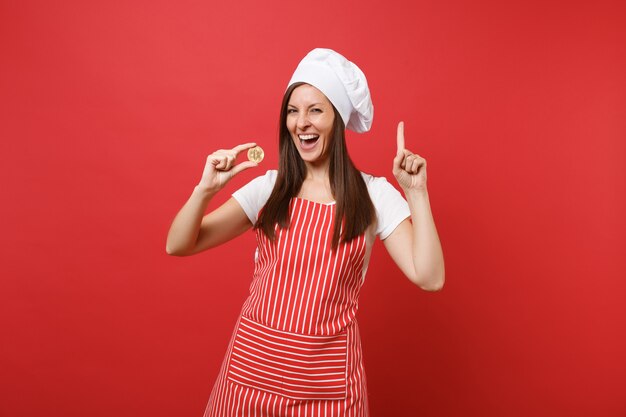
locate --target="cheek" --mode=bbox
[323,118,334,135]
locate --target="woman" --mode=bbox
[167,48,445,416]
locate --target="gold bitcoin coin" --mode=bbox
[247,146,264,163]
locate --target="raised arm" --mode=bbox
[166,143,258,256]
[383,122,445,291]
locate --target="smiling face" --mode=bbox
[286,84,336,169]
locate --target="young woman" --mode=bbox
[166,48,445,417]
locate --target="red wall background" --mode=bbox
[1,1,624,416]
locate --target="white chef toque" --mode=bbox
[287,48,374,133]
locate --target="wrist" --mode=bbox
[404,187,429,203]
[193,184,218,200]
[403,185,428,196]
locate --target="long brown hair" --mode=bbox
[255,82,375,250]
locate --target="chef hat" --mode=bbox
[287,48,373,133]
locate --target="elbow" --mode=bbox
[414,273,445,292]
[165,244,188,257]
[420,280,444,292]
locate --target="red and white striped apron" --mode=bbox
[204,197,371,417]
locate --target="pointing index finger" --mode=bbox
[397,121,405,153]
[232,142,258,154]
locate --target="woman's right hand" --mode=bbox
[197,142,259,193]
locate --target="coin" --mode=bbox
[247,146,264,163]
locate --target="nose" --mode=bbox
[296,112,311,130]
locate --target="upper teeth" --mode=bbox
[299,134,319,140]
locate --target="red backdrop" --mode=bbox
[1,1,625,416]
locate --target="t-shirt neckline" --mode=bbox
[293,196,336,206]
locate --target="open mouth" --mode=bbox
[298,134,320,150]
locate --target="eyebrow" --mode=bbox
[287,102,324,108]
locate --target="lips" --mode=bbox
[298,134,320,150]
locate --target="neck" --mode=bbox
[304,160,331,182]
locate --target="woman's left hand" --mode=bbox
[393,121,427,192]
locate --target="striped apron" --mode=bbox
[204,197,370,417]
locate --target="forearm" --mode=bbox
[405,188,445,290]
[166,185,216,256]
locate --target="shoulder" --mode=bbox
[232,170,277,224]
[360,171,411,240]
[250,169,277,187]
[360,171,397,198]
[234,170,277,194]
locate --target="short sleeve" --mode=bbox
[363,173,411,240]
[232,170,277,225]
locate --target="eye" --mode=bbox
[287,108,297,114]
[311,108,323,113]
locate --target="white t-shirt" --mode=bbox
[232,170,410,240]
